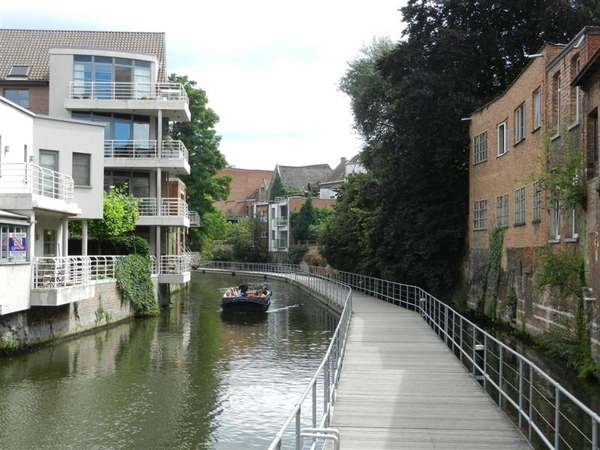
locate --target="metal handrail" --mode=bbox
[138,198,189,217]
[198,262,600,450]
[31,255,121,289]
[197,261,351,450]
[0,162,75,203]
[68,81,188,102]
[329,269,600,450]
[104,139,189,160]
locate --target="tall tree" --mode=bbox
[327,0,600,296]
[168,74,231,249]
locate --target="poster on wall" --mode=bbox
[9,232,27,261]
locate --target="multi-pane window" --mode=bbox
[3,89,29,108]
[473,131,488,164]
[496,194,509,228]
[72,153,91,186]
[533,88,541,130]
[473,199,488,230]
[570,57,581,125]
[532,181,541,222]
[514,187,525,225]
[565,207,578,240]
[73,55,151,100]
[515,103,525,144]
[0,224,28,262]
[552,72,561,135]
[497,121,508,156]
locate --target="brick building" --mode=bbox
[466,26,600,359]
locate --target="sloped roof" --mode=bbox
[278,164,332,191]
[0,29,167,82]
[321,158,347,185]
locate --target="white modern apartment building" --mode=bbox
[0,30,197,339]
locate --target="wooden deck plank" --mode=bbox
[324,292,533,450]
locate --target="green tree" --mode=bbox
[168,74,231,249]
[320,173,380,274]
[226,217,267,262]
[269,172,286,200]
[70,186,139,242]
[293,197,317,242]
[326,0,600,296]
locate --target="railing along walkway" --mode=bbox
[325,290,532,450]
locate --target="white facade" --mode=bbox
[0,97,105,314]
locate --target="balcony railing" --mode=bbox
[104,140,188,160]
[0,163,75,203]
[32,256,120,289]
[273,217,287,226]
[158,254,192,275]
[138,198,188,217]
[188,210,201,227]
[68,82,188,102]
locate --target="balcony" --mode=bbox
[273,217,288,227]
[188,210,201,227]
[0,163,81,215]
[137,197,190,227]
[30,256,120,306]
[104,140,190,175]
[157,254,191,284]
[65,82,191,121]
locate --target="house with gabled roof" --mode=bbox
[213,167,273,221]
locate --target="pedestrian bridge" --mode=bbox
[197,262,599,450]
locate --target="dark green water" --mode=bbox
[0,273,339,450]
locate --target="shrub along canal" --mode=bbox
[0,272,339,449]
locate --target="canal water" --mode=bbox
[0,272,339,450]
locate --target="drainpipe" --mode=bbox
[62,217,69,256]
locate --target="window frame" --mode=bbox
[497,121,508,156]
[515,103,526,144]
[496,194,509,228]
[3,88,30,108]
[533,88,541,131]
[532,181,541,223]
[473,131,488,164]
[72,152,91,187]
[514,186,525,225]
[473,199,488,231]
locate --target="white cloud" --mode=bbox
[1,0,406,169]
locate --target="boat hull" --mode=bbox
[221,293,271,313]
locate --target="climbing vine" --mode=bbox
[531,132,586,210]
[535,248,596,379]
[477,227,504,319]
[115,255,159,317]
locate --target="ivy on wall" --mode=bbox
[115,255,159,317]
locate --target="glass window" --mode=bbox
[565,207,577,240]
[496,194,509,228]
[3,89,29,108]
[533,88,541,130]
[532,181,541,222]
[7,65,31,77]
[570,57,581,126]
[497,121,508,156]
[0,224,28,262]
[72,153,91,186]
[550,197,561,241]
[514,187,525,225]
[473,131,488,164]
[473,199,488,230]
[515,104,525,144]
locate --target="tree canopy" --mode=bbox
[323,0,600,296]
[168,74,231,249]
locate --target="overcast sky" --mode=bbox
[1,1,406,170]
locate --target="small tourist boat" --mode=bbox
[221,284,272,313]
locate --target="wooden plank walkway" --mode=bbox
[325,292,533,450]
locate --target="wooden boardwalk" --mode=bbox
[326,292,533,450]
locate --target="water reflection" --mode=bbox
[0,273,338,449]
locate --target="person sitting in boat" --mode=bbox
[224,288,233,297]
[239,284,249,296]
